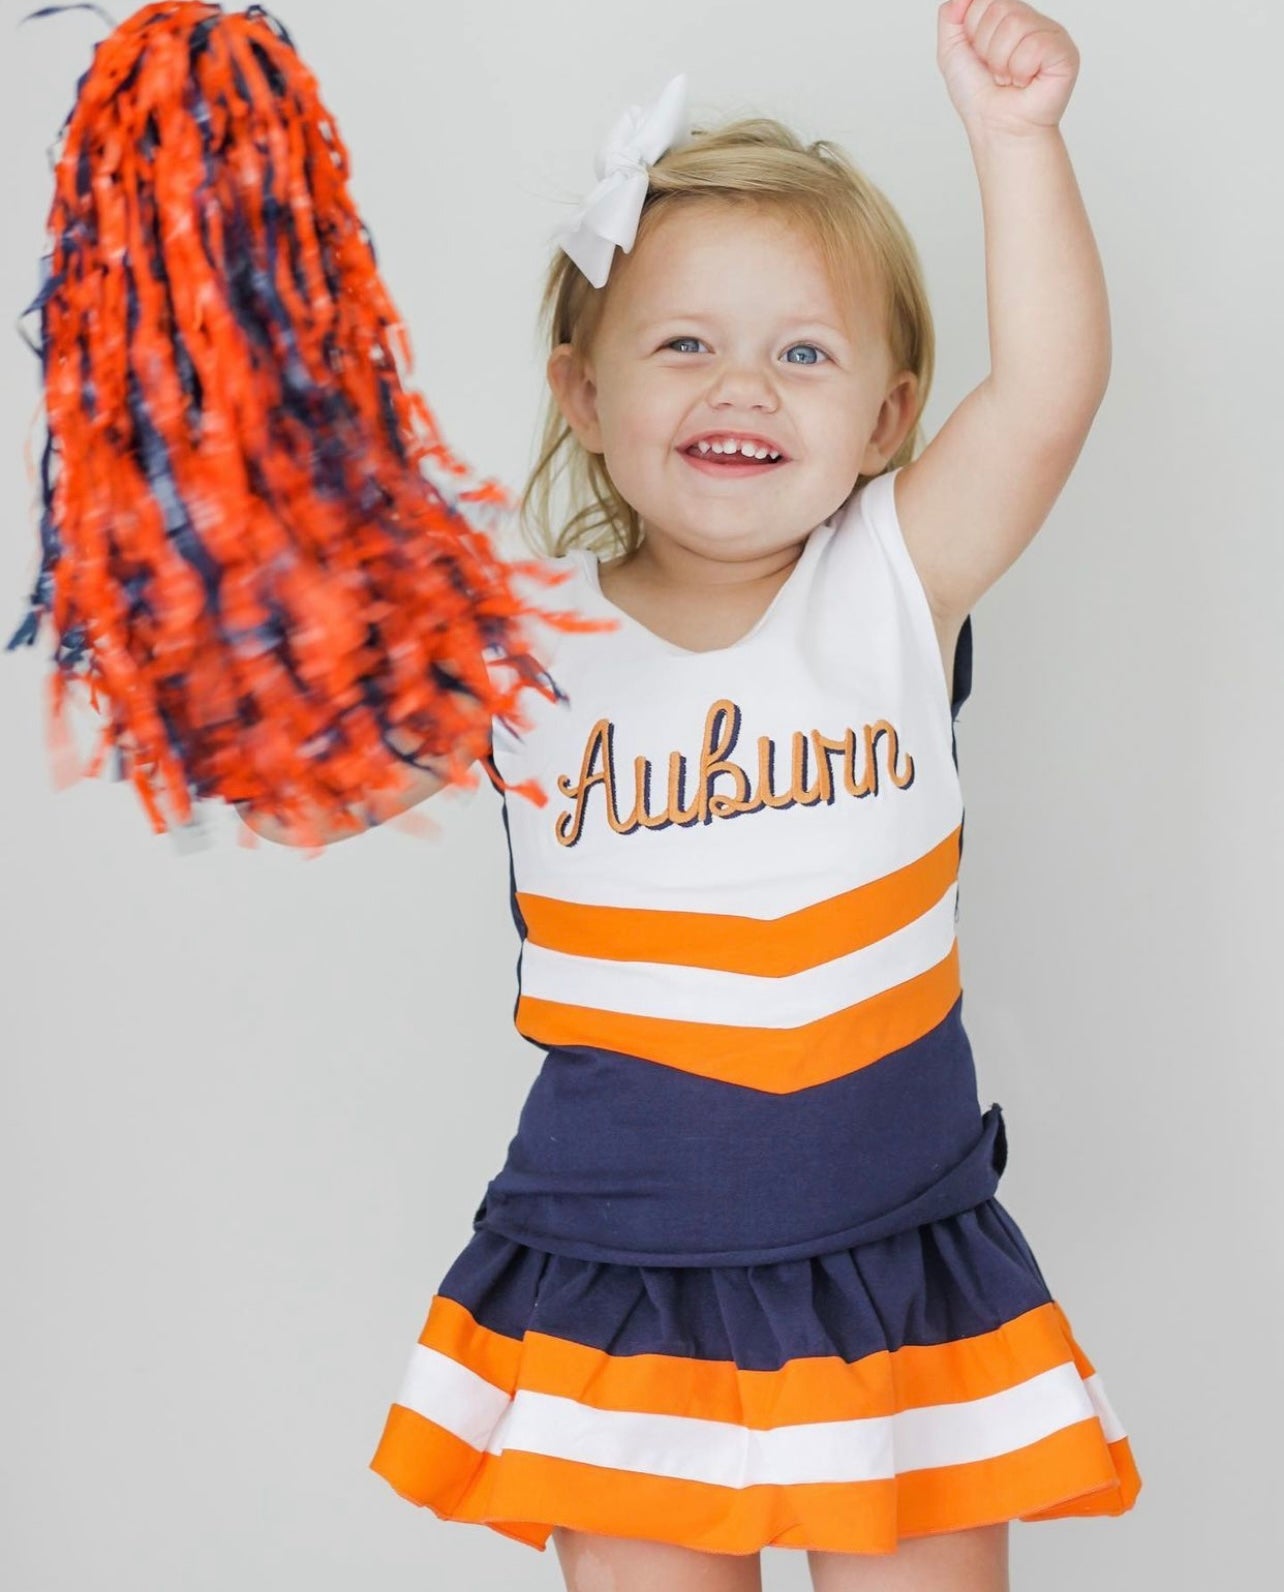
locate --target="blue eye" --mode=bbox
[784,343,828,365]
[664,337,830,364]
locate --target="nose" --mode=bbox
[705,361,780,413]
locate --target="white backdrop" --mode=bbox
[2,2,1279,1587]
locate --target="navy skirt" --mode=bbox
[368,1040,1141,1553]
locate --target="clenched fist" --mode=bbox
[938,0,1081,137]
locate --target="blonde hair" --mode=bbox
[516,114,935,560]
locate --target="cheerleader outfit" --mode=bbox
[368,466,1142,1554]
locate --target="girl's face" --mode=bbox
[548,201,917,569]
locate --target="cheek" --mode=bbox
[610,398,674,463]
[811,394,873,455]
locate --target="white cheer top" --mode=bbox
[473,465,998,1266]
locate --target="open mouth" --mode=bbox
[680,445,788,478]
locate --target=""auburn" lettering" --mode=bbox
[553,697,915,845]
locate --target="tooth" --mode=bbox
[689,437,783,459]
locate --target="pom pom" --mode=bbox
[7,1,608,846]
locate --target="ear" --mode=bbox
[862,370,919,474]
[546,342,604,454]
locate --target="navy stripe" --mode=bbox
[436,1195,1052,1370]
[951,614,973,865]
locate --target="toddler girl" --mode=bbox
[250,4,1142,1587]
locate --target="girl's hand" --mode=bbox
[937,0,1079,138]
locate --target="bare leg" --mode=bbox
[553,1527,764,1592]
[808,1522,1009,1592]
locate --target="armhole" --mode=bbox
[951,613,973,718]
[859,467,973,724]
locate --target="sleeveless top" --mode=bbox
[472,465,1002,1267]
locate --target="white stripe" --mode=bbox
[395,1344,511,1454]
[394,1348,1124,1488]
[519,882,958,1028]
[1082,1371,1127,1443]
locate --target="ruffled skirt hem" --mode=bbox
[367,1200,1142,1554]
[371,1416,1141,1556]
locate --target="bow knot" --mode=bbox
[596,111,654,182]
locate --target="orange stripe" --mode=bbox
[516,825,962,976]
[409,1295,1087,1426]
[370,1409,1140,1558]
[516,939,961,1091]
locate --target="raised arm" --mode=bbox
[895,1,1110,624]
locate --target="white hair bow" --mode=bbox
[553,73,691,289]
